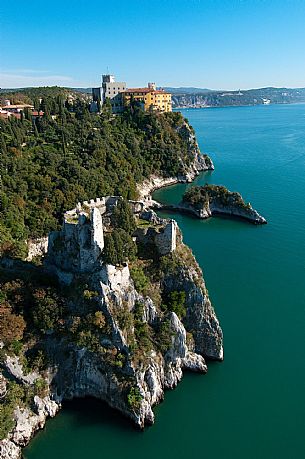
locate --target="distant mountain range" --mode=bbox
[162,87,213,94]
[168,86,305,108]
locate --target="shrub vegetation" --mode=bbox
[0,89,194,258]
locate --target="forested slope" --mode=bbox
[0,90,200,257]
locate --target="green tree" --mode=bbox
[103,229,136,266]
[162,290,186,319]
[0,404,15,440]
[130,266,148,292]
[127,386,143,410]
[103,232,118,265]
[112,198,136,234]
[30,288,63,333]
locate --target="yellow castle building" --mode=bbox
[122,82,172,112]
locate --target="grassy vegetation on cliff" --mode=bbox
[183,184,251,209]
[0,88,195,257]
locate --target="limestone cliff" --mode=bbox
[0,197,223,459]
[137,120,214,201]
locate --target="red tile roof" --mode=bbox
[124,88,152,93]
[123,88,169,94]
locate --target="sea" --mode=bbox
[24,103,305,459]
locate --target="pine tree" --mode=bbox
[1,135,7,155]
[112,198,136,235]
[103,233,117,265]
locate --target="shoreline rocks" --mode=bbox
[150,184,267,225]
[0,121,222,458]
[137,121,214,201]
[0,189,223,459]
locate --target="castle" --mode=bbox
[47,197,177,282]
[91,75,172,114]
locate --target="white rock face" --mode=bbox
[26,237,48,261]
[5,356,39,385]
[163,265,223,360]
[164,312,207,387]
[142,297,158,324]
[0,397,60,459]
[12,407,40,446]
[143,360,165,405]
[0,355,60,459]
[99,264,130,292]
[183,352,207,372]
[0,373,7,398]
[137,176,180,201]
[12,397,60,447]
[1,192,222,455]
[131,311,208,428]
[0,440,20,459]
[209,202,267,224]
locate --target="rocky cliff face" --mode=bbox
[137,121,214,201]
[178,184,267,224]
[0,358,60,459]
[0,198,223,459]
[176,121,214,180]
[162,262,223,360]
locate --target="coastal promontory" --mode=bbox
[0,89,222,459]
[155,184,267,224]
[0,196,223,459]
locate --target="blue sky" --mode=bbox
[1,0,305,89]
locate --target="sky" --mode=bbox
[1,0,305,90]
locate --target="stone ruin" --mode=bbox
[46,196,177,280]
[47,206,104,276]
[134,218,177,257]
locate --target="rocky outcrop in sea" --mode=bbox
[154,184,267,225]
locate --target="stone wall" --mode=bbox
[135,220,177,256]
[46,197,178,283]
[154,220,177,255]
[47,207,104,276]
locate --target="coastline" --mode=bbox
[17,101,305,459]
[173,101,305,110]
[150,202,267,225]
[0,114,219,459]
[0,169,221,459]
[137,175,181,201]
[138,175,266,225]
[137,160,214,201]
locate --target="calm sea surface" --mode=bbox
[24,104,305,459]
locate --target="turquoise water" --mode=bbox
[24,104,305,459]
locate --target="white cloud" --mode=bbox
[0,71,74,88]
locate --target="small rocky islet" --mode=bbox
[152,184,267,225]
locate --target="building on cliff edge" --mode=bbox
[91,75,172,113]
